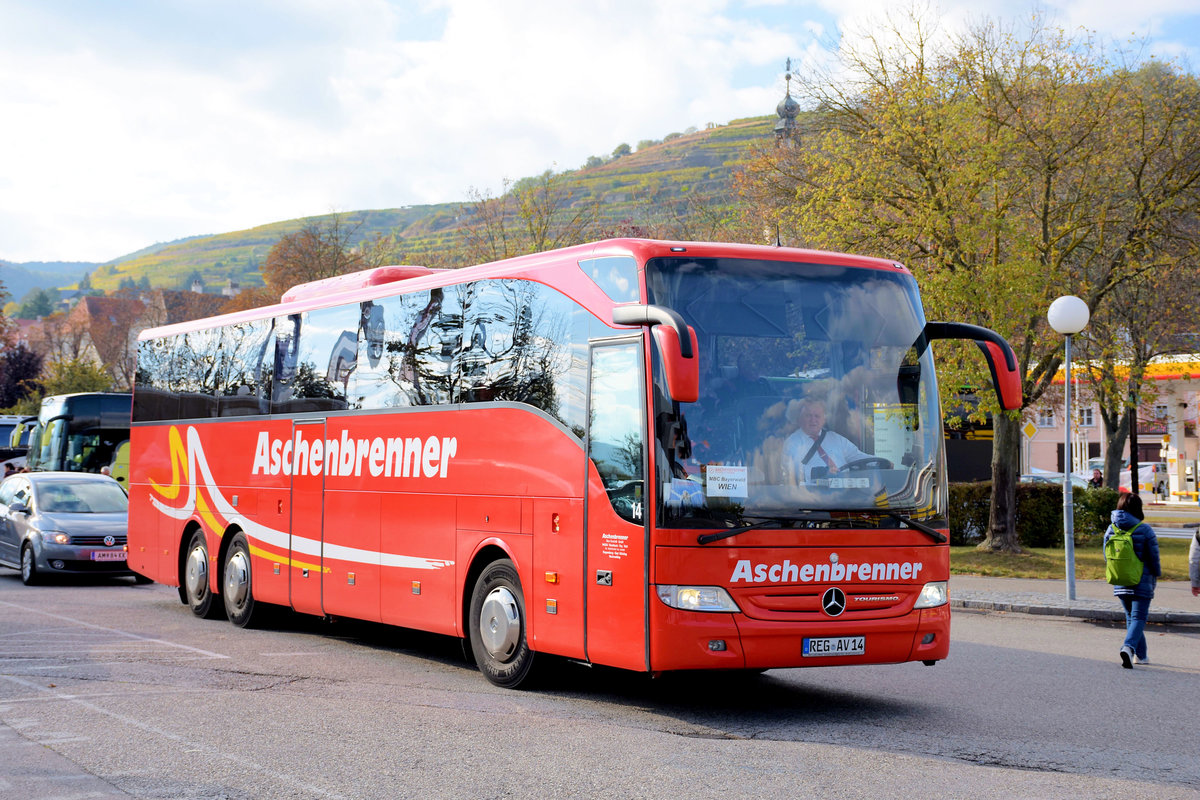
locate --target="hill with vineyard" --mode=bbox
[68,115,775,294]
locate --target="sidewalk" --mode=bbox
[951,575,1200,624]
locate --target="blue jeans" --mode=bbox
[1119,595,1151,659]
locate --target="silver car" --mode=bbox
[0,471,145,585]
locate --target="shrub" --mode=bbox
[948,482,991,545]
[1073,487,1120,546]
[949,482,1121,550]
[1014,483,1063,548]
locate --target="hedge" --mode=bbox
[947,482,1120,548]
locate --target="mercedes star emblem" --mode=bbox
[821,587,847,617]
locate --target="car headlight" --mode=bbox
[42,531,71,545]
[914,581,948,608]
[656,585,741,613]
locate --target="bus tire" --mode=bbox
[468,558,535,688]
[222,533,260,628]
[183,530,223,620]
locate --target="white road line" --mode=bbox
[0,600,228,659]
[0,674,348,800]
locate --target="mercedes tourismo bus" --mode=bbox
[126,239,1020,687]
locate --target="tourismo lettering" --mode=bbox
[251,430,458,479]
[729,559,923,584]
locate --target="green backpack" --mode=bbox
[1105,524,1144,586]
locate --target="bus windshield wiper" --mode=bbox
[697,518,785,545]
[886,512,947,544]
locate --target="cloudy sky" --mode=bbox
[2,0,1198,264]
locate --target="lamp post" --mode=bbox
[1048,295,1090,601]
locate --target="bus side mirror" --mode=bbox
[922,322,1022,411]
[653,325,700,403]
[612,304,700,403]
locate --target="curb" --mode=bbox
[951,597,1200,625]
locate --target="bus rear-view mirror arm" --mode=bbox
[612,304,699,403]
[921,321,1022,411]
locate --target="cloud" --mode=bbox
[0,0,1196,263]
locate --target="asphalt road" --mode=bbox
[1,573,1197,799]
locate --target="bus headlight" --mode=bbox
[656,585,740,613]
[913,581,948,609]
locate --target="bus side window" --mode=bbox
[219,318,273,417]
[176,329,220,418]
[272,315,301,413]
[134,336,180,422]
[276,307,358,413]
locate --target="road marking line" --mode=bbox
[0,600,227,659]
[0,674,348,800]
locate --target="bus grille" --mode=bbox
[733,585,917,620]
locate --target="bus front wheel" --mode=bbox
[183,530,223,619]
[468,559,535,688]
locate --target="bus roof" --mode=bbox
[137,238,910,341]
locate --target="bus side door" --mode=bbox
[584,340,650,672]
[290,419,325,616]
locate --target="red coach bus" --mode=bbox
[126,239,1020,687]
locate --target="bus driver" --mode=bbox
[784,396,873,482]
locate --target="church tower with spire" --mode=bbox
[774,58,800,145]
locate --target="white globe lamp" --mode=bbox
[1048,295,1089,335]
[1048,294,1089,601]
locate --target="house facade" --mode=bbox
[1025,355,1200,499]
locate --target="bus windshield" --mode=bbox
[646,256,945,527]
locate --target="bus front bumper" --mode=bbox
[648,601,950,671]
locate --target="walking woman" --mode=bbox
[1104,492,1162,668]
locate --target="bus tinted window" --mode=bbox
[178,329,221,418]
[218,318,273,416]
[273,306,358,413]
[580,256,640,303]
[418,285,462,405]
[456,280,587,433]
[135,278,587,436]
[350,289,457,409]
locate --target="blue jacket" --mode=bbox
[1104,509,1161,598]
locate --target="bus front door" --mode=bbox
[289,419,325,616]
[584,340,650,672]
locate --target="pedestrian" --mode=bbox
[1190,526,1199,598]
[1088,468,1103,489]
[1103,492,1161,668]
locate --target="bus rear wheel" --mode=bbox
[183,530,223,619]
[222,533,262,628]
[468,559,535,688]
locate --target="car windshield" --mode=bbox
[645,256,945,528]
[37,480,128,514]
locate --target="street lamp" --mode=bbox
[1048,295,1090,601]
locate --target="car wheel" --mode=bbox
[183,530,223,619]
[468,558,536,688]
[222,532,263,628]
[20,543,39,586]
